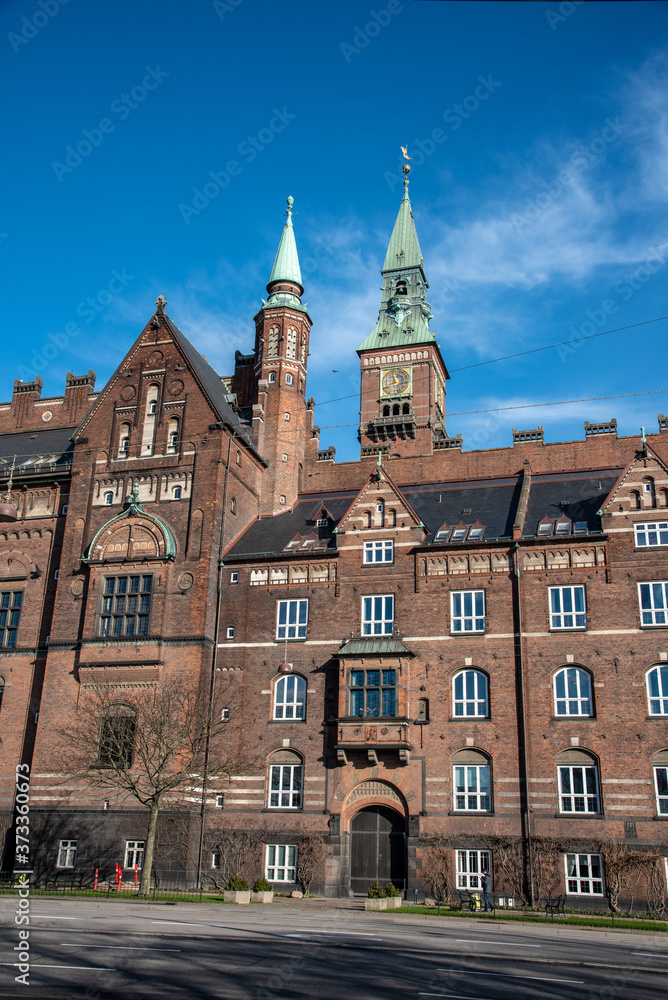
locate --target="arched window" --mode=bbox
[363,510,371,529]
[268,749,302,809]
[653,749,668,815]
[286,327,297,359]
[383,405,390,417]
[553,667,593,716]
[267,327,279,358]
[452,748,491,812]
[172,485,182,500]
[273,674,306,720]
[230,497,236,515]
[374,500,384,528]
[141,386,160,456]
[118,422,131,458]
[104,491,114,506]
[268,371,277,383]
[402,402,410,415]
[286,373,294,386]
[630,490,641,510]
[453,669,489,717]
[388,508,396,527]
[647,665,668,715]
[98,706,136,767]
[556,748,600,814]
[167,417,179,454]
[393,404,400,416]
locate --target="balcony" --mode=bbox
[335,719,412,765]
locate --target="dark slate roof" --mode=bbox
[337,637,414,657]
[162,314,261,460]
[227,495,356,558]
[404,478,524,543]
[0,426,76,469]
[522,470,619,537]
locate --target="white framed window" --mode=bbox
[554,667,593,716]
[453,669,488,717]
[211,851,221,869]
[172,486,182,500]
[268,371,277,383]
[273,674,306,720]
[647,666,668,715]
[558,765,600,813]
[316,518,328,527]
[61,504,68,514]
[276,599,308,640]
[363,540,394,564]
[118,422,131,458]
[57,840,78,868]
[361,594,394,635]
[124,840,145,869]
[230,572,239,584]
[451,590,485,633]
[456,849,490,890]
[284,412,290,421]
[286,373,293,385]
[104,491,114,506]
[216,794,225,808]
[555,519,571,535]
[549,586,586,630]
[149,400,158,415]
[635,522,668,547]
[453,764,491,812]
[639,582,668,627]
[565,853,603,895]
[220,708,230,723]
[266,844,297,882]
[451,527,467,541]
[226,626,235,639]
[654,767,668,815]
[268,756,303,809]
[167,416,179,454]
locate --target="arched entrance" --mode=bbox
[350,805,406,894]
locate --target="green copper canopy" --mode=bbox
[268,196,302,289]
[383,179,424,272]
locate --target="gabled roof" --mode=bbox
[336,463,425,533]
[599,442,668,514]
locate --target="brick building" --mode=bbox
[1,181,667,904]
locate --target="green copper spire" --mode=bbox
[357,164,435,353]
[383,173,424,272]
[268,196,303,289]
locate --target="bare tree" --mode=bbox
[493,836,528,904]
[597,840,662,913]
[530,837,564,904]
[62,678,246,895]
[296,834,329,895]
[419,836,453,902]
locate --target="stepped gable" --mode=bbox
[522,468,620,537]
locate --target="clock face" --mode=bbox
[381,367,411,397]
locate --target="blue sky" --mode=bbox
[1,0,667,461]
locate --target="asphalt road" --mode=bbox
[1,898,667,999]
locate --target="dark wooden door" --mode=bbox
[350,806,405,894]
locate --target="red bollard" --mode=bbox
[94,868,98,891]
[134,863,138,886]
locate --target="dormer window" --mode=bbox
[435,528,451,542]
[451,528,467,541]
[555,519,571,535]
[574,521,588,533]
[468,527,484,540]
[537,520,553,535]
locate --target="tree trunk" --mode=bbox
[139,801,160,896]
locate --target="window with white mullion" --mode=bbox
[268,764,302,809]
[266,844,297,882]
[635,522,668,547]
[654,767,668,815]
[549,586,586,630]
[361,595,394,635]
[565,853,603,895]
[558,765,600,813]
[363,540,394,564]
[124,841,145,869]
[453,669,488,717]
[57,840,78,868]
[453,764,491,812]
[456,849,491,889]
[451,590,485,633]
[638,582,668,627]
[273,675,306,720]
[554,667,593,716]
[276,599,309,640]
[647,666,668,715]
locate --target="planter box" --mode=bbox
[224,890,251,904]
[251,891,274,903]
[385,897,402,908]
[365,898,388,910]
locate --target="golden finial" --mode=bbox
[401,146,411,179]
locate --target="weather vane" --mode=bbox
[401,146,411,177]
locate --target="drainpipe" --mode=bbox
[196,429,236,886]
[513,541,534,905]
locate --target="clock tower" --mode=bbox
[357,167,450,459]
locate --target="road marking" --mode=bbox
[437,969,583,984]
[633,952,668,957]
[455,939,540,947]
[61,943,182,952]
[285,931,380,937]
[30,915,78,920]
[150,920,213,926]
[420,994,496,999]
[0,962,116,971]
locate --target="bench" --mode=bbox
[544,894,566,920]
[42,871,88,891]
[458,890,482,912]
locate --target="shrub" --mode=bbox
[384,882,401,897]
[226,874,248,891]
[367,881,386,898]
[252,877,273,893]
